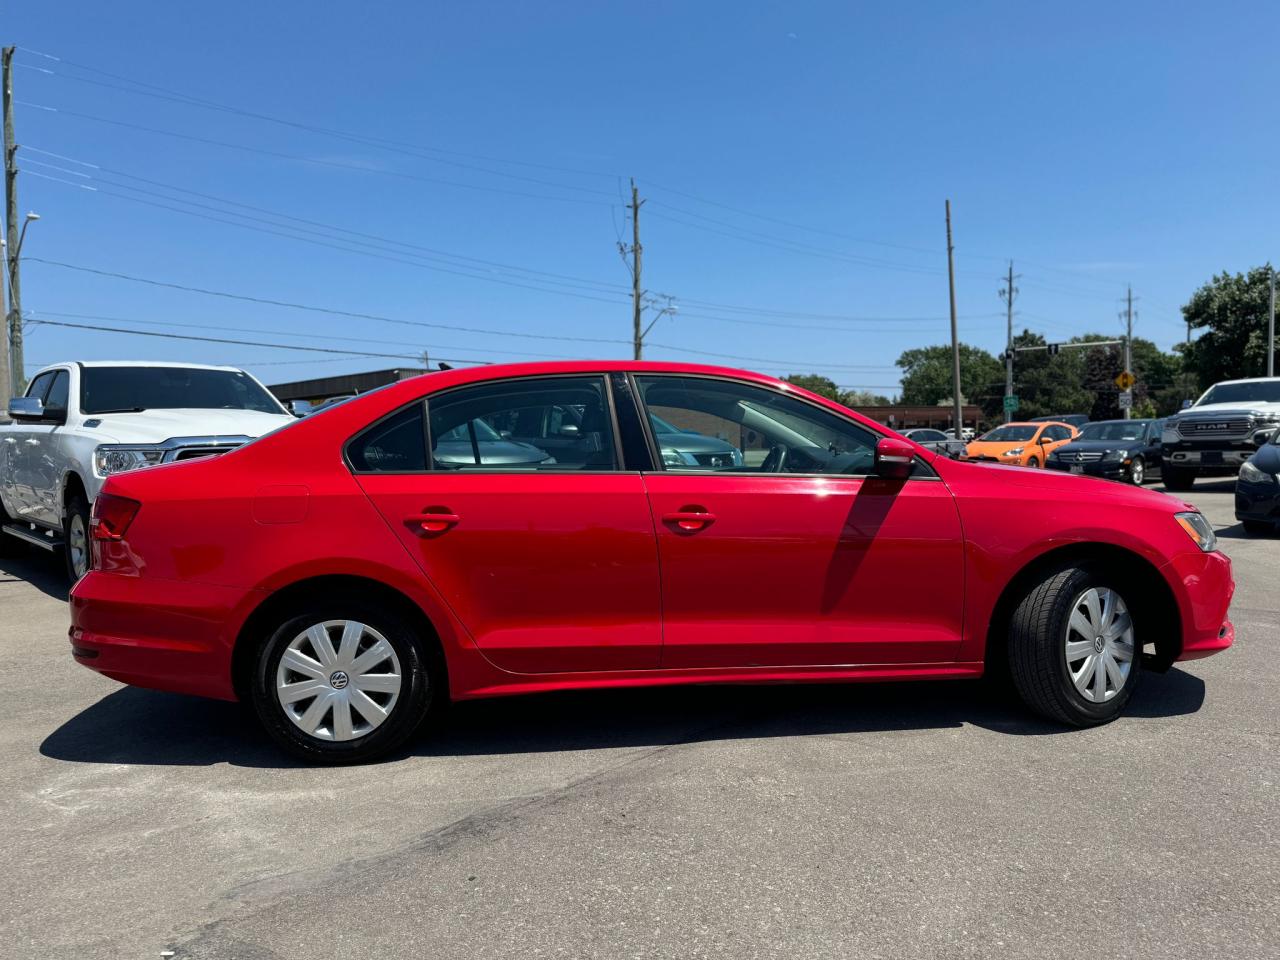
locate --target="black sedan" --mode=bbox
[1044,418,1163,485]
[1236,435,1280,535]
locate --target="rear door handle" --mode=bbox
[407,511,460,534]
[662,510,716,532]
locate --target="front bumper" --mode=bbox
[1045,459,1132,480]
[1162,440,1259,474]
[68,572,250,701]
[1159,549,1235,662]
[1235,477,1280,524]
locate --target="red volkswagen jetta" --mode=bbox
[70,362,1233,763]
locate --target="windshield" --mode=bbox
[80,366,286,415]
[979,425,1037,442]
[1196,381,1280,406]
[1077,421,1147,441]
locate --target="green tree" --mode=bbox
[896,343,1004,419]
[1182,265,1276,389]
[781,375,891,407]
[841,389,894,406]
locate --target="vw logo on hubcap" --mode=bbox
[329,670,350,690]
[1093,636,1105,653]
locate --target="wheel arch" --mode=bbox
[984,542,1182,675]
[231,574,449,702]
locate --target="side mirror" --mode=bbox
[874,437,914,479]
[558,423,580,437]
[8,396,46,421]
[1181,399,1193,410]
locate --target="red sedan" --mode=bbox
[70,362,1234,763]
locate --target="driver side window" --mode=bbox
[634,375,878,475]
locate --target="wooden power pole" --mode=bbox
[628,180,644,360]
[945,200,963,439]
[2,47,24,393]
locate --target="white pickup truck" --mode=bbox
[0,361,296,580]
[1160,376,1280,490]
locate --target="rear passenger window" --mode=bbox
[348,404,428,472]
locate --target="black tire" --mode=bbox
[63,492,91,583]
[1128,456,1146,485]
[1027,456,1040,469]
[1008,565,1141,727]
[250,600,439,764]
[1242,519,1275,536]
[1162,466,1196,491]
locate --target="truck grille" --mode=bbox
[1176,417,1253,440]
[693,452,736,468]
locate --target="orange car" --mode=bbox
[965,421,1078,468]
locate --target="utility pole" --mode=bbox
[1123,285,1133,419]
[1269,265,1275,378]
[0,228,8,416]
[2,47,24,393]
[627,180,644,360]
[945,200,963,439]
[999,261,1019,422]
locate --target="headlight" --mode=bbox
[94,444,167,477]
[1239,460,1275,484]
[1102,449,1130,463]
[661,448,699,467]
[1003,447,1024,457]
[1162,425,1179,442]
[1174,511,1218,553]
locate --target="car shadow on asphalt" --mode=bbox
[39,668,1207,769]
[0,551,68,601]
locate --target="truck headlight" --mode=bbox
[1174,511,1218,552]
[94,444,167,477]
[1162,425,1179,442]
[1239,460,1276,484]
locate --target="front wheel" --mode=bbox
[251,601,438,764]
[1163,466,1196,491]
[1128,456,1145,485]
[1027,457,1040,469]
[63,493,91,582]
[1008,566,1141,727]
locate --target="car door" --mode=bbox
[1145,420,1164,474]
[631,374,966,669]
[4,370,56,521]
[353,374,663,674]
[28,369,71,525]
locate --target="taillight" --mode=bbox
[91,493,141,541]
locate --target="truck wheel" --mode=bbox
[63,493,91,583]
[1162,466,1196,491]
[1008,565,1141,727]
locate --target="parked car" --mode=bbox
[901,428,967,459]
[69,361,1233,763]
[944,427,977,442]
[1235,432,1280,535]
[1031,414,1091,429]
[965,421,1078,468]
[1045,419,1163,485]
[1,361,296,581]
[1161,377,1280,490]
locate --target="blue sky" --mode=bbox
[10,1,1280,395]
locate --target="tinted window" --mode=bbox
[635,375,878,475]
[1045,425,1070,441]
[908,429,947,441]
[428,376,617,471]
[80,366,285,415]
[43,371,70,413]
[348,404,428,472]
[1197,381,1280,405]
[1078,421,1147,442]
[24,371,54,402]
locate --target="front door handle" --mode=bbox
[662,510,716,532]
[407,510,460,534]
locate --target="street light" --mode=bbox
[15,211,38,259]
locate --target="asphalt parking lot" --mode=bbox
[2,479,1277,959]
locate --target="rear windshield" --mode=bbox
[81,367,285,415]
[1077,421,1147,441]
[1197,381,1280,406]
[979,425,1037,442]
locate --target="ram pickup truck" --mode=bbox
[1161,376,1280,490]
[1,361,295,581]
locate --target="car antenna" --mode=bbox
[437,362,453,371]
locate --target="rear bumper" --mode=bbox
[1159,550,1234,662]
[68,572,250,701]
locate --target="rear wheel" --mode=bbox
[1242,519,1275,536]
[1163,466,1196,491]
[251,600,439,764]
[62,493,91,583]
[1008,565,1141,727]
[1128,456,1145,485]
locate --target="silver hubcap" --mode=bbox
[1131,460,1144,483]
[275,620,403,741]
[68,514,88,578]
[1064,587,1135,703]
